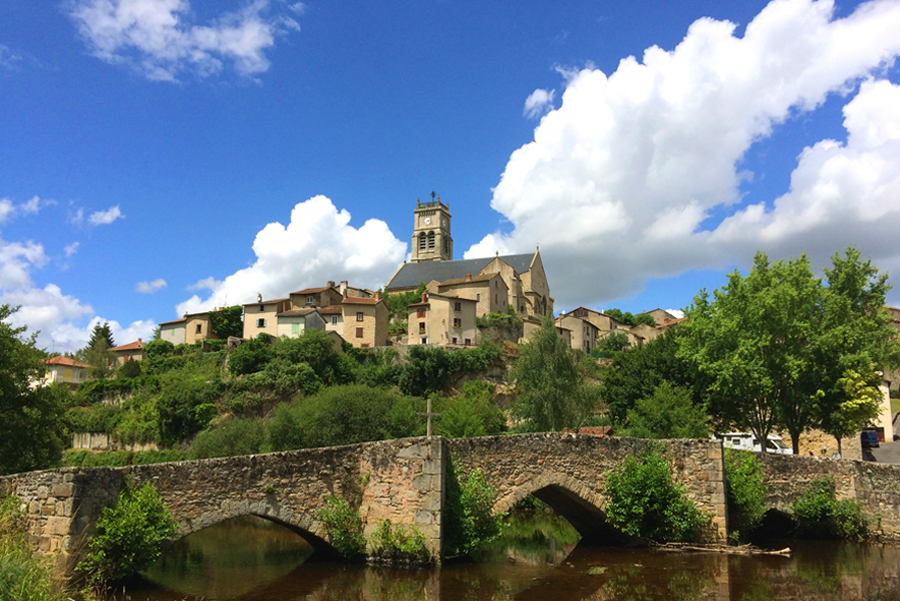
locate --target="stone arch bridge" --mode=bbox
[4,433,900,574]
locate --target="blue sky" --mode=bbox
[1,0,899,352]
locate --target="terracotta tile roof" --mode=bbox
[342,297,382,305]
[159,317,187,326]
[657,316,688,329]
[277,308,318,317]
[111,340,145,352]
[317,304,343,315]
[242,297,290,306]
[292,287,329,295]
[46,356,91,368]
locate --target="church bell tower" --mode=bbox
[411,192,453,263]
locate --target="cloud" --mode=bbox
[523,88,555,118]
[0,44,22,70]
[88,205,124,225]
[0,199,12,223]
[0,237,48,290]
[176,195,406,315]
[69,0,301,81]
[468,0,900,308]
[69,208,84,225]
[64,242,81,257]
[135,278,167,293]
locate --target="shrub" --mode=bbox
[444,461,504,556]
[723,449,766,542]
[317,496,365,558]
[624,382,709,439]
[77,481,178,586]
[229,337,274,375]
[434,381,505,438]
[604,447,704,542]
[368,519,430,563]
[792,477,867,540]
[118,359,142,379]
[188,418,265,459]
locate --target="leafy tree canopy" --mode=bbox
[208,305,244,339]
[624,381,709,439]
[88,321,115,349]
[604,308,657,327]
[0,305,69,474]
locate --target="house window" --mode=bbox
[259,305,265,311]
[356,327,364,338]
[454,302,461,311]
[421,337,427,344]
[307,295,314,304]
[196,324,202,334]
[453,318,461,328]
[452,337,458,344]
[356,312,364,322]
[419,322,426,334]
[256,318,266,327]
[292,322,300,335]
[476,293,481,301]
[428,231,435,249]
[361,343,370,348]
[331,316,338,325]
[495,294,498,303]
[464,338,471,346]
[417,308,426,317]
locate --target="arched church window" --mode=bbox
[428,231,435,249]
[419,232,426,250]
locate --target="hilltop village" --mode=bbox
[104,197,679,362]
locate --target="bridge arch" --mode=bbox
[495,470,628,543]
[169,504,339,557]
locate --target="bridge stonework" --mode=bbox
[448,434,728,542]
[0,437,444,574]
[757,453,900,536]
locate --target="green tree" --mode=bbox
[434,381,505,438]
[85,322,116,379]
[624,382,709,439]
[591,331,631,357]
[0,305,69,475]
[88,321,115,349]
[723,449,766,542]
[679,253,822,454]
[604,308,656,327]
[208,305,244,339]
[511,316,598,431]
[816,248,900,451]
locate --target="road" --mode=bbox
[870,440,900,464]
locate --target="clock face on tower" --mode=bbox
[423,217,431,225]
[442,218,448,228]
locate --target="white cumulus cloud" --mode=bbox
[64,242,80,257]
[176,195,407,315]
[69,0,301,81]
[88,205,124,225]
[523,88,555,118]
[136,278,167,293]
[0,199,13,223]
[468,0,900,308]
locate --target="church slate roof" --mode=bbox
[386,253,535,290]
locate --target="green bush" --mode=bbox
[368,519,430,563]
[604,447,704,542]
[317,496,365,558]
[118,359,142,379]
[77,481,178,586]
[0,496,68,601]
[444,461,504,556]
[624,382,709,439]
[723,449,766,542]
[792,477,867,540]
[61,449,189,468]
[264,385,420,451]
[188,418,265,459]
[434,381,505,438]
[399,342,502,397]
[229,338,274,376]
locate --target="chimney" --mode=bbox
[340,281,348,298]
[327,281,335,289]
[465,272,472,282]
[375,291,381,301]
[421,291,428,303]
[138,338,142,343]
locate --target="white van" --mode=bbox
[714,432,793,455]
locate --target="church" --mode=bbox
[385,196,553,318]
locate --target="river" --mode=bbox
[128,513,900,600]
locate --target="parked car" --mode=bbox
[713,432,793,455]
[861,430,880,449]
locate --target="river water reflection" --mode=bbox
[131,514,900,601]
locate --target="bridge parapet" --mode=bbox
[447,434,727,542]
[757,453,900,536]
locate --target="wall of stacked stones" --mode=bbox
[0,437,445,571]
[447,433,727,541]
[758,454,900,537]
